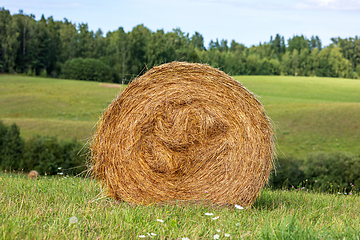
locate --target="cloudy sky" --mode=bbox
[3,0,360,47]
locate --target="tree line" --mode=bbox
[1,8,360,82]
[0,120,86,175]
[1,120,360,193]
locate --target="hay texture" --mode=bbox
[91,61,275,206]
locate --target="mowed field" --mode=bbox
[234,76,360,157]
[1,74,360,158]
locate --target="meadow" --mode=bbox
[1,74,360,239]
[1,74,359,158]
[1,173,359,239]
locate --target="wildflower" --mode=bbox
[58,167,62,170]
[205,190,208,194]
[235,223,240,226]
[338,192,341,194]
[315,180,317,183]
[216,229,220,232]
[213,234,220,239]
[156,219,164,223]
[150,233,156,236]
[234,204,243,210]
[225,233,230,237]
[292,186,294,188]
[205,213,214,216]
[138,235,146,238]
[181,238,190,240]
[212,216,219,220]
[69,216,78,224]
[350,192,353,195]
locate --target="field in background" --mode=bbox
[1,173,359,239]
[1,74,359,157]
[0,75,122,142]
[235,76,360,157]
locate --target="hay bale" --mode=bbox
[27,170,39,179]
[90,61,275,206]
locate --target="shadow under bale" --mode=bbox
[90,61,275,206]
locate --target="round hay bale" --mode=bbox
[27,170,39,179]
[90,61,275,206]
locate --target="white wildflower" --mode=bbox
[234,204,243,209]
[212,216,219,220]
[205,213,214,216]
[156,219,164,223]
[138,235,146,238]
[213,234,220,239]
[225,233,230,237]
[216,229,221,232]
[69,216,78,224]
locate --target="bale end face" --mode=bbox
[90,61,275,206]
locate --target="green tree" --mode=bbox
[105,27,131,84]
[288,35,309,53]
[59,18,78,63]
[11,12,36,73]
[245,54,260,75]
[0,122,23,171]
[129,24,151,75]
[76,23,95,58]
[190,31,205,50]
[0,8,12,72]
[146,29,176,67]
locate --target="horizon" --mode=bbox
[2,0,360,48]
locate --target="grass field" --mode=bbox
[1,173,359,239]
[1,74,360,157]
[236,76,360,157]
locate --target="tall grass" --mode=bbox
[1,173,359,239]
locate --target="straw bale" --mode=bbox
[90,61,275,206]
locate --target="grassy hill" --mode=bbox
[234,76,360,157]
[1,74,359,157]
[0,75,121,142]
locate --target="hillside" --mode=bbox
[235,76,360,157]
[1,74,359,157]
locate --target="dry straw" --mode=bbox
[90,61,275,206]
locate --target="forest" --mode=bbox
[1,7,360,83]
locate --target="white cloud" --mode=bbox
[296,0,360,10]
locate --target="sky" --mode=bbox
[2,0,360,48]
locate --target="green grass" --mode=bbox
[1,74,360,157]
[1,173,360,239]
[235,76,360,157]
[0,75,122,141]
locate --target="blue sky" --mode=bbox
[3,0,360,48]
